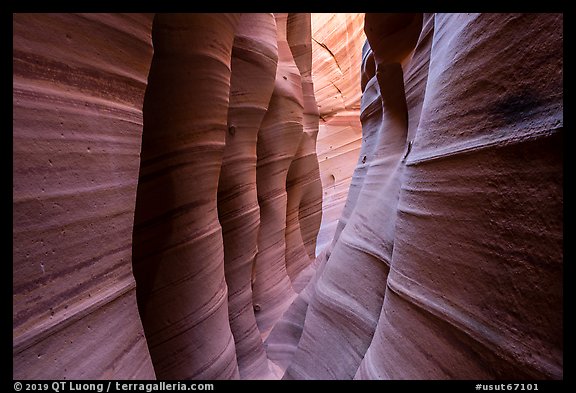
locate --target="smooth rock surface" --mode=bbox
[284,12,562,380]
[252,13,304,341]
[310,13,366,256]
[13,12,562,381]
[285,13,322,291]
[14,12,322,381]
[132,13,241,380]
[284,13,423,380]
[217,13,278,380]
[13,13,156,379]
[355,13,563,380]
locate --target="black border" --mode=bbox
[8,5,571,389]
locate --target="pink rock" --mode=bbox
[266,19,367,372]
[13,13,156,379]
[252,13,303,341]
[328,43,380,251]
[311,14,365,256]
[310,13,365,120]
[263,13,322,372]
[131,14,241,380]
[356,13,563,379]
[285,13,322,291]
[13,12,562,381]
[283,13,423,380]
[218,13,278,380]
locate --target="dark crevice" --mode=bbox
[329,81,345,104]
[312,37,342,73]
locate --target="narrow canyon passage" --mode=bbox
[13,13,562,380]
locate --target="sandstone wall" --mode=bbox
[218,13,278,380]
[283,13,563,380]
[131,14,242,380]
[13,13,562,381]
[13,12,322,380]
[311,14,365,255]
[13,13,156,379]
[356,13,563,380]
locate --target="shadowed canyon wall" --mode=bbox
[217,13,278,380]
[14,13,562,380]
[281,12,563,380]
[13,12,321,380]
[13,13,156,379]
[131,14,242,380]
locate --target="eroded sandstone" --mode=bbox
[13,12,563,381]
[13,13,156,379]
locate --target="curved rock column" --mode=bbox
[131,13,241,380]
[263,26,385,379]
[285,13,323,274]
[356,13,563,379]
[252,13,304,341]
[328,40,380,253]
[13,13,156,379]
[264,36,389,376]
[262,13,321,372]
[283,13,423,380]
[352,13,435,378]
[217,13,278,380]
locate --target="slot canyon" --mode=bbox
[13,13,563,380]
